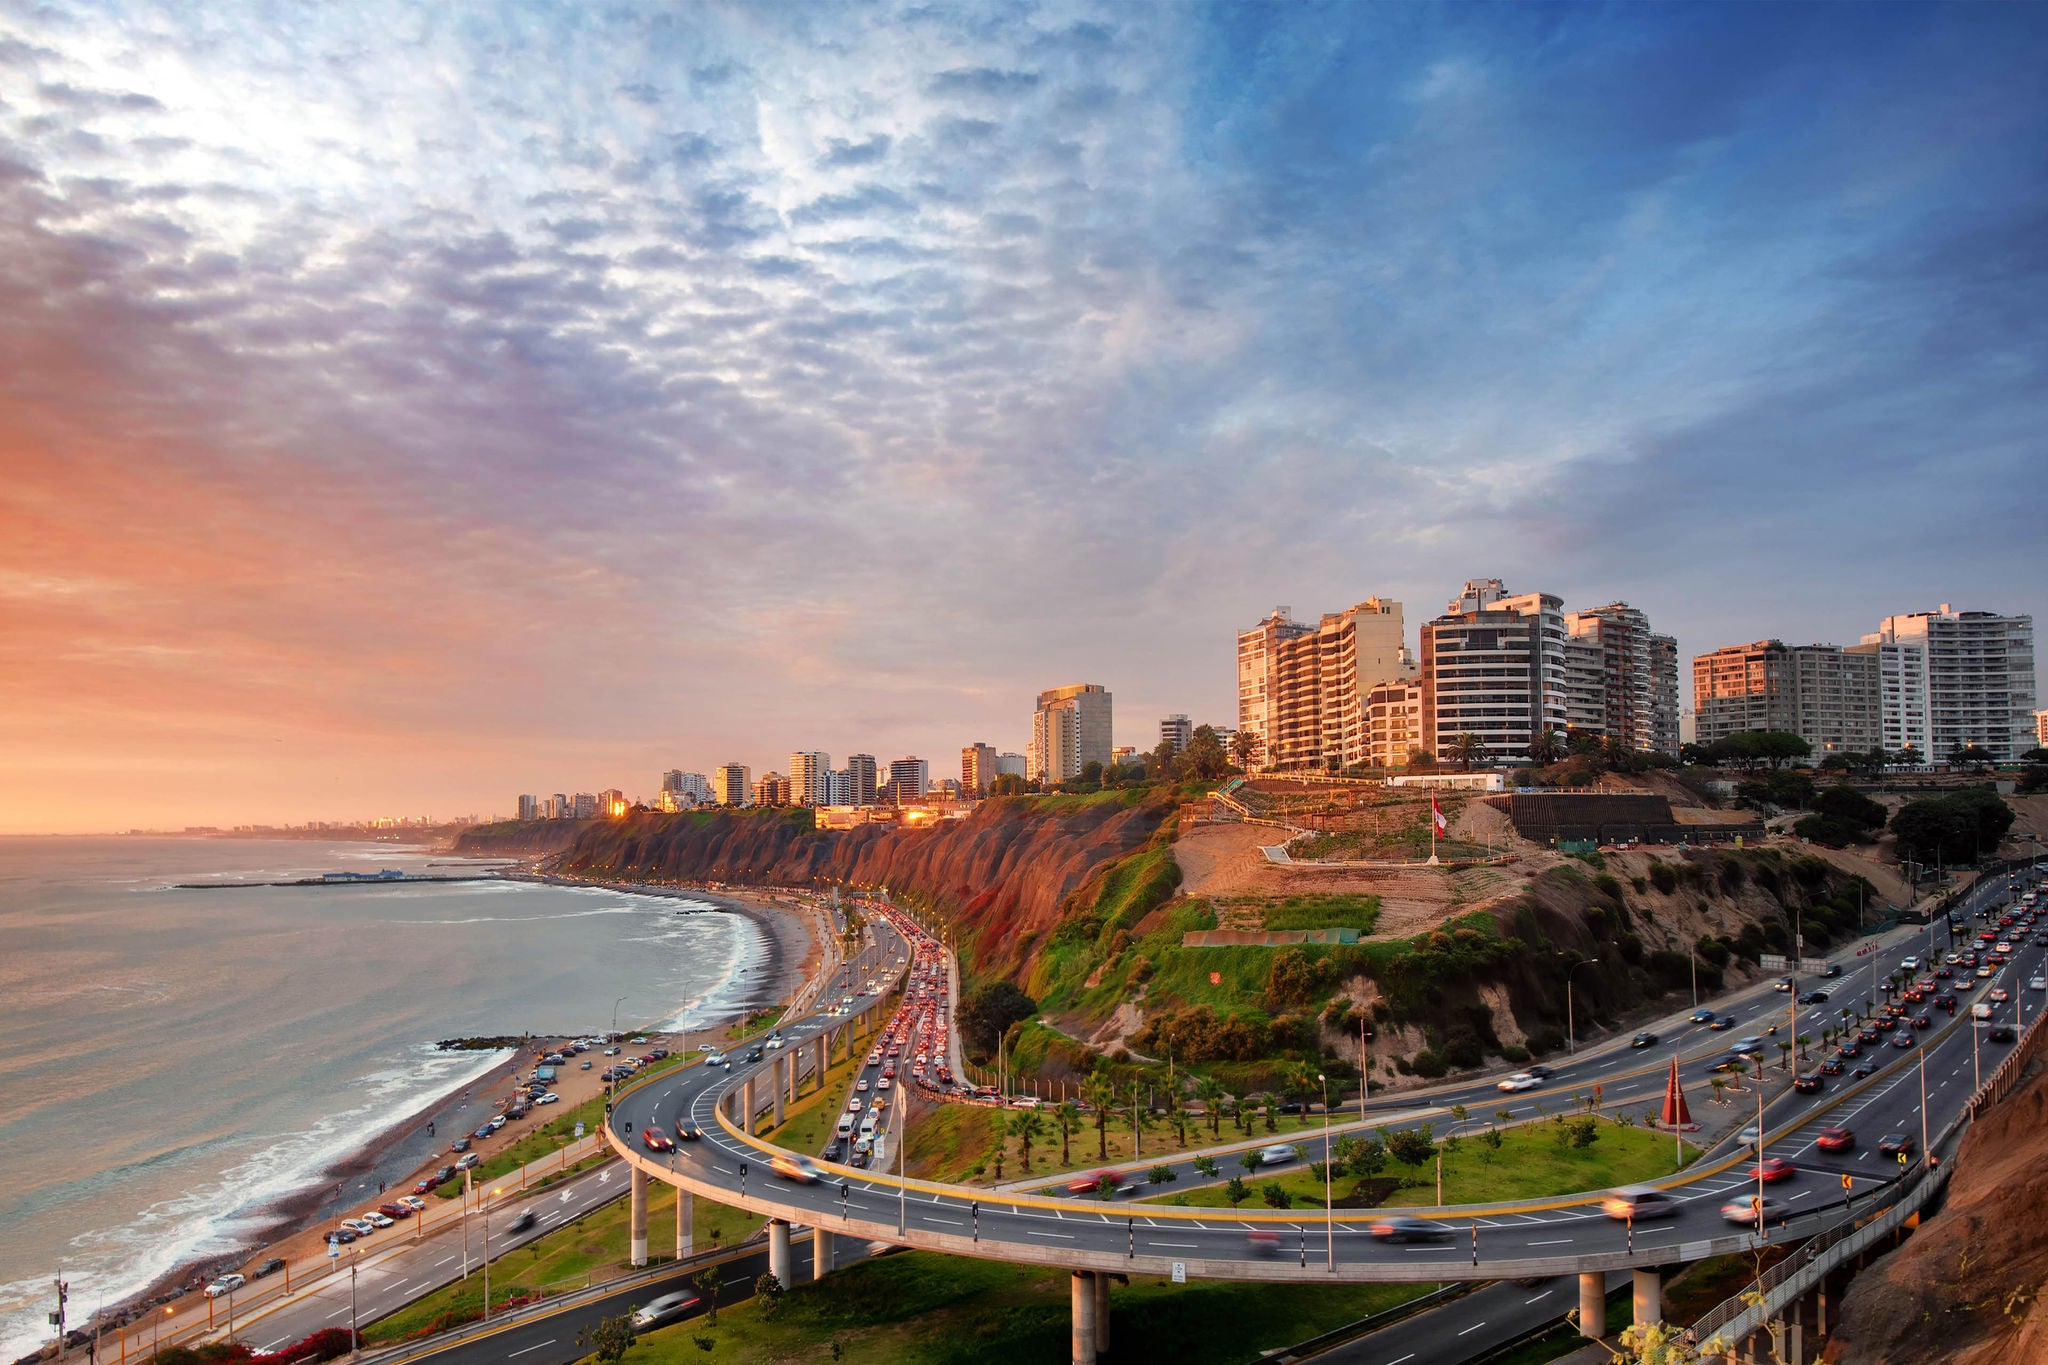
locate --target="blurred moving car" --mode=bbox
[631,1291,700,1329]
[1370,1217,1451,1243]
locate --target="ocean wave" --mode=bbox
[0,1044,508,1360]
[381,905,647,926]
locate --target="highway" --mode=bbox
[607,866,2046,1284]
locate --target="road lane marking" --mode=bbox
[1458,1321,1488,1336]
[1524,1290,1552,1304]
[1027,1229,1076,1239]
[508,1340,556,1356]
[1528,1238,1573,1246]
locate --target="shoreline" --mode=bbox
[76,878,824,1346]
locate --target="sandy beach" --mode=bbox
[81,881,825,1344]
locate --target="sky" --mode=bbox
[2,2,2045,834]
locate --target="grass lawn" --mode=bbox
[759,1050,866,1151]
[914,1106,1341,1190]
[616,1249,1428,1364]
[1139,1119,1696,1210]
[366,1176,768,1342]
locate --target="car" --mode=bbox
[341,1219,374,1236]
[326,1227,358,1245]
[1820,1057,1844,1076]
[1988,1025,2019,1043]
[1823,964,1843,978]
[1839,1040,1861,1057]
[1709,1016,1736,1031]
[581,1059,593,1069]
[1815,1127,1856,1152]
[1901,956,1920,971]
[1937,994,1958,1011]
[1525,1065,1554,1080]
[1631,1031,1658,1048]
[1910,1013,1932,1029]
[487,1115,506,1131]
[1370,1216,1451,1243]
[1875,1017,1898,1033]
[1890,1031,1916,1049]
[1722,1195,1782,1225]
[848,1097,864,1113]
[631,1291,701,1329]
[1853,1063,1875,1078]
[771,1153,825,1184]
[1997,942,2014,954]
[856,1078,871,1091]
[413,1177,441,1195]
[1935,967,1953,979]
[449,1137,471,1153]
[1774,976,1793,992]
[1979,966,1998,978]
[377,1203,412,1219]
[536,1092,559,1105]
[1990,988,2012,1004]
[1972,1002,1994,1020]
[1737,1124,1763,1148]
[1690,1007,1717,1024]
[1497,1072,1542,1092]
[1792,1074,1824,1093]
[1797,991,1828,1004]
[399,1195,426,1212]
[1259,1144,1299,1166]
[675,1120,703,1141]
[204,1274,245,1299]
[1749,1157,1796,1183]
[1066,1170,1125,1195]
[1878,1133,1915,1158]
[604,1046,621,1056]
[433,1164,458,1185]
[507,1210,537,1234]
[250,1258,286,1280]
[1600,1186,1681,1221]
[1858,1028,1882,1045]
[2033,977,2048,992]
[473,1126,494,1141]
[641,1129,674,1152]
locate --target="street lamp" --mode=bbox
[1564,958,1601,1054]
[613,996,628,1039]
[1317,1073,1334,1271]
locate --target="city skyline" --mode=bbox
[4,2,2046,834]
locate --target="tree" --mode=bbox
[990,773,1030,797]
[1230,730,1261,772]
[959,982,1037,1055]
[1147,1164,1176,1186]
[1192,1154,1220,1179]
[1015,1108,1044,1172]
[1386,1125,1436,1174]
[1224,1176,1248,1208]
[1178,724,1232,781]
[692,1266,726,1325]
[1196,1076,1225,1136]
[1083,1074,1116,1161]
[578,1316,638,1364]
[1449,733,1488,772]
[1261,1181,1290,1208]
[1893,789,2015,864]
[1347,1134,1388,1181]
[1528,728,1566,766]
[1238,1146,1263,1177]
[987,1112,1008,1181]
[754,1274,786,1321]
[1055,1100,1080,1166]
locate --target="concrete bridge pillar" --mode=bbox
[1578,1271,1605,1339]
[1070,1271,1098,1365]
[744,1077,757,1133]
[815,1035,829,1092]
[1783,1314,1804,1365]
[629,1167,649,1268]
[787,1049,799,1103]
[768,1219,794,1288]
[813,1227,834,1281]
[1632,1267,1661,1327]
[1094,1272,1111,1355]
[676,1188,692,1261]
[773,1057,786,1127]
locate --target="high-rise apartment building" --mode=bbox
[888,757,929,803]
[549,793,569,819]
[841,754,879,806]
[661,770,714,805]
[713,764,751,807]
[1420,579,1567,763]
[1159,715,1193,755]
[996,753,1026,778]
[1863,605,2037,761]
[1236,599,1410,770]
[753,772,789,806]
[2037,709,2048,749]
[1692,640,1881,755]
[1562,603,1681,753]
[961,742,999,796]
[517,794,540,820]
[1029,684,1113,783]
[1364,677,1427,768]
[788,752,832,807]
[572,792,598,819]
[598,788,628,817]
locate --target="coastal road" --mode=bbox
[604,869,2047,1286]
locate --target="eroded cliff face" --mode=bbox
[456,797,1173,978]
[1824,1057,2048,1364]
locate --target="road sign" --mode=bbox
[575,1121,585,1139]
[1841,1174,1853,1190]
[1171,1262,1186,1284]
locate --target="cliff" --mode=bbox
[1824,1056,2048,1363]
[455,795,1175,976]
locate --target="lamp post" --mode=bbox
[1317,1073,1334,1271]
[348,1246,360,1362]
[1565,958,1601,1054]
[157,1306,171,1358]
[613,996,627,1039]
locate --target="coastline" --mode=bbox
[77,877,826,1346]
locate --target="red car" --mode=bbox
[1748,1157,1796,1183]
[1815,1127,1856,1152]
[1066,1170,1124,1196]
[641,1129,675,1152]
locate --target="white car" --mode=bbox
[2030,977,2047,991]
[1258,1144,1299,1166]
[536,1092,560,1105]
[1901,956,1920,971]
[1497,1073,1542,1092]
[203,1274,245,1299]
[398,1195,427,1212]
[363,1211,394,1228]
[342,1218,376,1236]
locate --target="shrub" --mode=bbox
[1498,1043,1531,1063]
[1409,1049,1449,1078]
[1647,861,1679,894]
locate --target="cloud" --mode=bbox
[820,134,891,166]
[925,67,1042,98]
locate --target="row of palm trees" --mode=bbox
[980,1064,1334,1176]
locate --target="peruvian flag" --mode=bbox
[1432,796,1448,837]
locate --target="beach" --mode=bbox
[70,878,829,1346]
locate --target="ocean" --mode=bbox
[0,836,761,1359]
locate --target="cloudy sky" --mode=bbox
[2,2,2044,833]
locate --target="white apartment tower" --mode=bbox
[1862,605,2037,761]
[1563,602,1682,753]
[1159,714,1194,755]
[1421,579,1568,764]
[1236,598,1410,771]
[1029,684,1113,783]
[788,751,832,807]
[1237,609,1311,769]
[888,757,930,803]
[713,764,752,807]
[962,742,1000,796]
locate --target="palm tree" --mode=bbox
[1528,728,1566,766]
[988,1112,1009,1181]
[1055,1101,1080,1166]
[1709,1077,1727,1105]
[1449,733,1486,772]
[1230,731,1261,772]
[1015,1109,1044,1172]
[1083,1074,1115,1161]
[1196,1077,1225,1137]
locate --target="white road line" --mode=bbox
[508,1339,556,1357]
[1458,1321,1488,1336]
[1150,1241,1200,1249]
[924,1216,963,1226]
[1027,1230,1076,1239]
[1528,1238,1575,1246]
[1382,1355,1416,1365]
[1524,1290,1552,1304]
